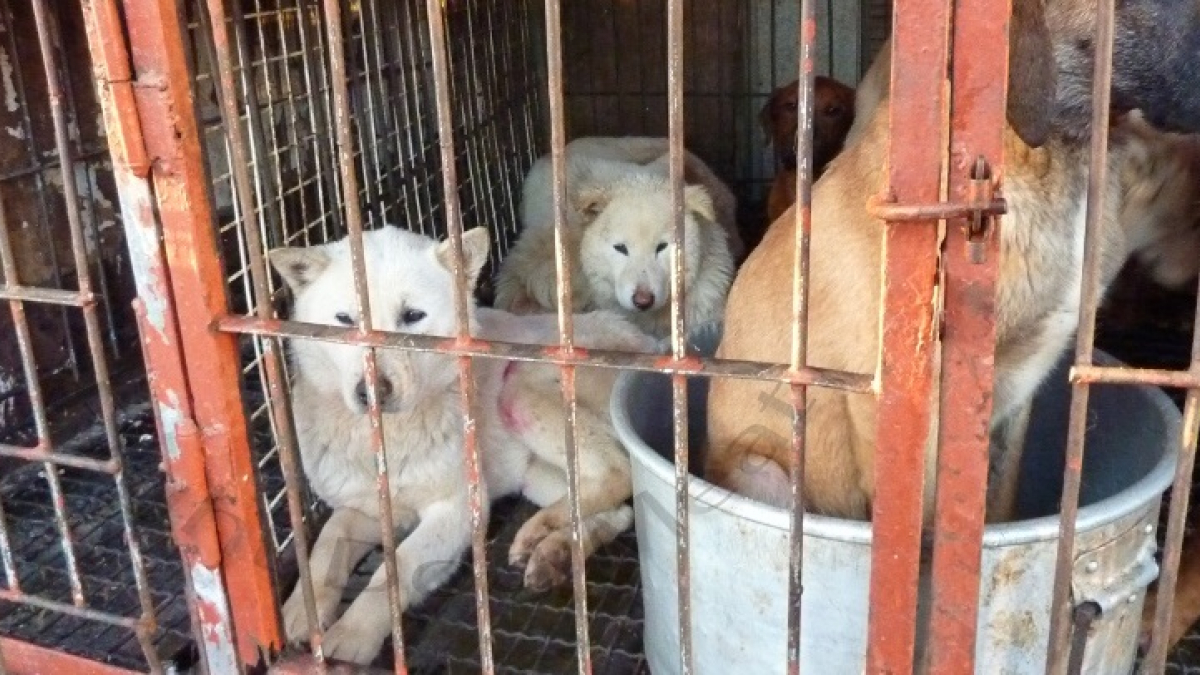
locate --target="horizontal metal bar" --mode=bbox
[868,195,1007,222]
[216,315,877,393]
[0,589,146,631]
[0,286,98,307]
[0,636,143,675]
[0,443,120,474]
[1070,364,1200,389]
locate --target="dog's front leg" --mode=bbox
[322,498,472,665]
[282,507,381,643]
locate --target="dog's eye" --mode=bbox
[613,244,628,255]
[656,242,668,254]
[785,102,798,112]
[335,312,354,326]
[824,104,844,116]
[400,309,426,325]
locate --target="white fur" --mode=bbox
[495,146,737,339]
[270,226,657,664]
[519,136,742,258]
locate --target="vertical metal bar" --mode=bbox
[321,0,410,670]
[865,0,949,669]
[663,0,693,674]
[119,0,283,660]
[425,1,497,673]
[0,199,85,610]
[81,1,240,669]
[1046,2,1115,672]
[1143,392,1200,672]
[0,0,79,381]
[0,492,15,591]
[925,0,1010,668]
[539,0,597,672]
[1140,143,1200,674]
[29,0,162,662]
[785,0,816,671]
[201,0,325,661]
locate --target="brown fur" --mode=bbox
[706,0,1200,520]
[760,77,857,227]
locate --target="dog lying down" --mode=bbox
[269,225,658,664]
[494,137,738,340]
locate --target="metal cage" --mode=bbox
[1,0,1199,674]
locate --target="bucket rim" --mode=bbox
[610,350,1180,547]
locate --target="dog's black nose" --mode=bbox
[632,289,656,310]
[355,376,393,406]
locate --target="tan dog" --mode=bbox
[706,0,1200,519]
[760,76,857,228]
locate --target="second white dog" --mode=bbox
[494,137,737,339]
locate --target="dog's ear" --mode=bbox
[758,96,777,146]
[1007,0,1056,148]
[269,246,331,292]
[435,227,491,286]
[574,185,610,220]
[684,185,716,222]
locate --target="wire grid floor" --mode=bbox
[310,497,649,674]
[0,398,196,671]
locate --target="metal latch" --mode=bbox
[866,154,1007,265]
[965,156,997,264]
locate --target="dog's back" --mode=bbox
[707,0,1200,518]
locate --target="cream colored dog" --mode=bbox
[271,226,656,663]
[706,0,1200,519]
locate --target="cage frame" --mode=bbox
[0,0,1197,674]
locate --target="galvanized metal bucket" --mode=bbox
[611,328,1180,674]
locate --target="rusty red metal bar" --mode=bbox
[29,5,160,665]
[785,0,817,672]
[1071,365,1200,389]
[198,0,326,662]
[0,637,141,675]
[322,0,411,670]
[664,0,692,671]
[925,0,1011,668]
[116,0,283,662]
[0,194,86,613]
[538,0,593,671]
[0,444,119,473]
[1140,155,1200,672]
[864,0,950,670]
[217,315,876,391]
[81,0,240,671]
[867,196,1008,223]
[1046,2,1117,671]
[0,287,98,307]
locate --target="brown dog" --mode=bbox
[706,0,1200,523]
[759,76,857,229]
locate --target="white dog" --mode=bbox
[518,137,742,259]
[495,139,737,339]
[270,225,657,664]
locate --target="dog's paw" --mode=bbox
[282,585,341,643]
[322,612,389,665]
[509,517,554,569]
[523,532,573,593]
